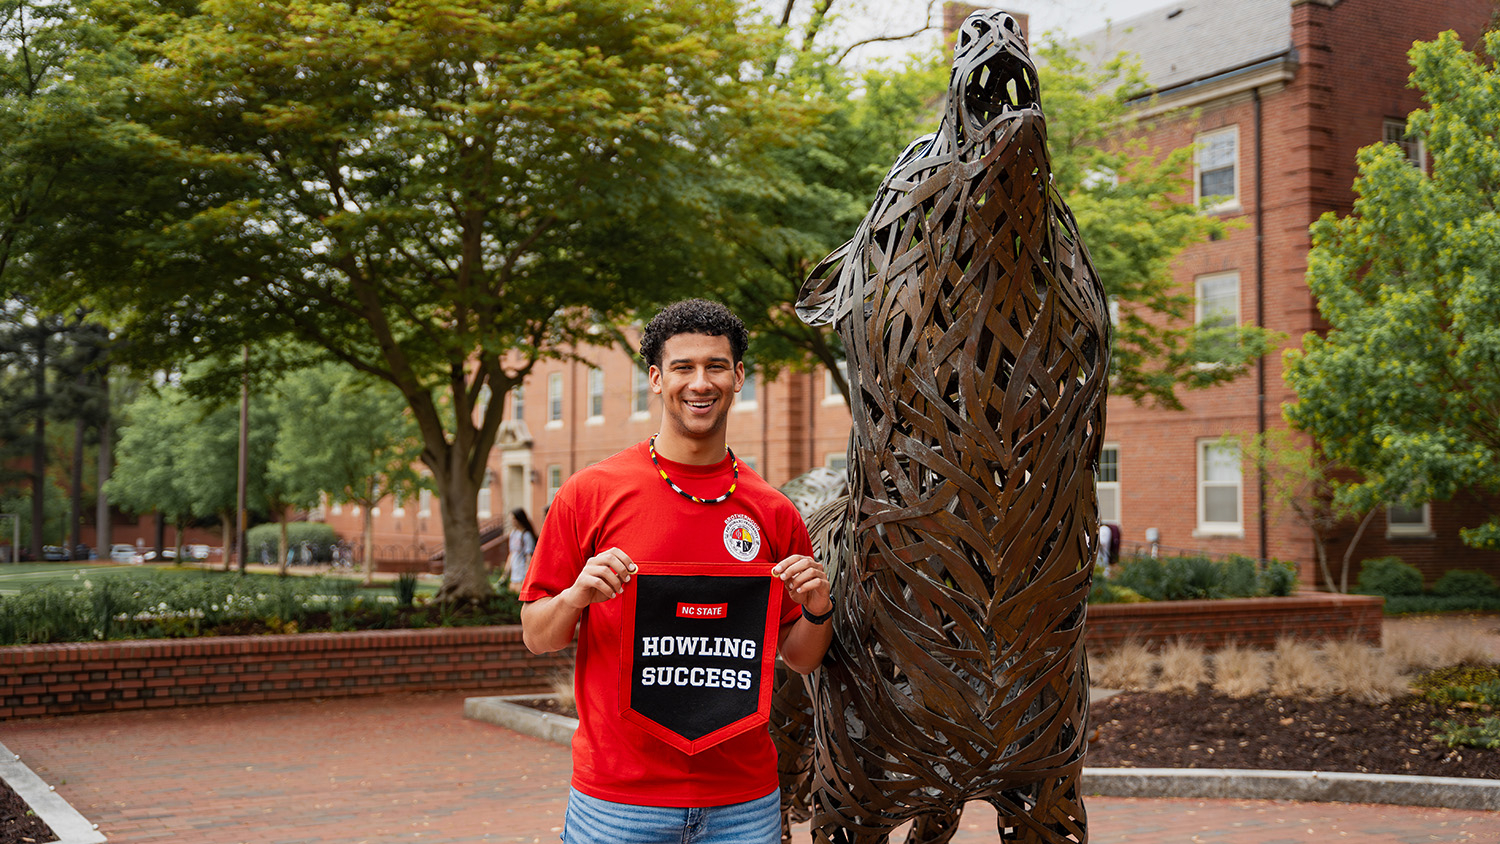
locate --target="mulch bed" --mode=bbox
[1088,689,1498,779]
[0,777,57,844]
[511,692,1498,780]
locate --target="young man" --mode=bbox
[520,299,832,843]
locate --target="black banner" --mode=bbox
[619,561,782,754]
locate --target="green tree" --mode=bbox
[1233,430,1376,593]
[59,0,807,601]
[726,37,1276,408]
[1285,30,1500,552]
[269,362,425,584]
[104,388,201,553]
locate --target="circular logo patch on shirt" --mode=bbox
[722,514,763,562]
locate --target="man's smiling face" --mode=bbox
[650,332,744,446]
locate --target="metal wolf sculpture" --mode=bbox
[775,9,1110,843]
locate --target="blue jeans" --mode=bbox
[562,787,780,844]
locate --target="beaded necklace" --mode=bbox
[648,434,738,505]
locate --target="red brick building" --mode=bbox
[322,0,1500,588]
[1077,0,1499,585]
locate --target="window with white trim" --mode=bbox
[586,367,604,421]
[823,360,849,405]
[1195,271,1240,363]
[1198,440,1242,533]
[511,384,525,421]
[548,372,563,424]
[393,494,405,518]
[1383,118,1426,170]
[1387,502,1432,537]
[1195,126,1239,211]
[1096,445,1120,524]
[418,488,432,519]
[826,452,848,472]
[738,365,757,409]
[478,471,494,519]
[547,465,564,504]
[632,366,651,416]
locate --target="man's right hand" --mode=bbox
[561,547,638,608]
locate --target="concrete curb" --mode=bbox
[1083,767,1500,811]
[465,695,1500,812]
[0,739,107,844]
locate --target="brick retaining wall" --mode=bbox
[1085,593,1384,652]
[0,626,570,720]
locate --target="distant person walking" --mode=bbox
[507,508,536,592]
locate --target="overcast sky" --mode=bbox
[836,0,1183,64]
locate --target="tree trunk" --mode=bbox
[1340,509,1378,594]
[95,380,111,556]
[69,413,85,553]
[30,323,47,560]
[278,515,289,576]
[220,513,232,571]
[432,463,492,603]
[1312,532,1336,593]
[362,505,375,586]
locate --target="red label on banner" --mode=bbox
[676,602,729,619]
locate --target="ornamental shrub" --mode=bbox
[245,522,339,563]
[1354,556,1424,597]
[1259,559,1299,597]
[1432,569,1499,598]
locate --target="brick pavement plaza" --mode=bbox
[3,690,1498,843]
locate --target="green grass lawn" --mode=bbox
[0,562,141,596]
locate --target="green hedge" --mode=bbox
[1355,556,1424,597]
[246,522,338,563]
[0,568,521,645]
[1354,556,1500,614]
[1091,554,1299,603]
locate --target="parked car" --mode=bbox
[42,545,68,561]
[185,544,210,561]
[109,544,137,563]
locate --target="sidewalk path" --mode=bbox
[3,690,1496,843]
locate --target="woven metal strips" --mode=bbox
[777,9,1109,843]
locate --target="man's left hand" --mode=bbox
[772,554,831,615]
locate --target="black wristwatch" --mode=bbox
[802,601,834,625]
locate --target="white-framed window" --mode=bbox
[823,360,849,405]
[393,494,405,518]
[826,452,848,472]
[587,367,604,420]
[1387,502,1433,537]
[547,465,564,503]
[1195,126,1239,211]
[478,471,495,519]
[331,500,343,516]
[1383,118,1426,170]
[476,384,491,420]
[547,372,563,424]
[1096,444,1120,524]
[737,364,757,410]
[419,488,432,519]
[1195,271,1240,363]
[1197,439,1242,534]
[631,366,651,417]
[511,384,525,421]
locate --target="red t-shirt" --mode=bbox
[520,441,811,807]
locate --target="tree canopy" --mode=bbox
[1285,29,1500,551]
[723,35,1277,408]
[49,0,811,600]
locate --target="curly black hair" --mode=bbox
[638,299,748,368]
